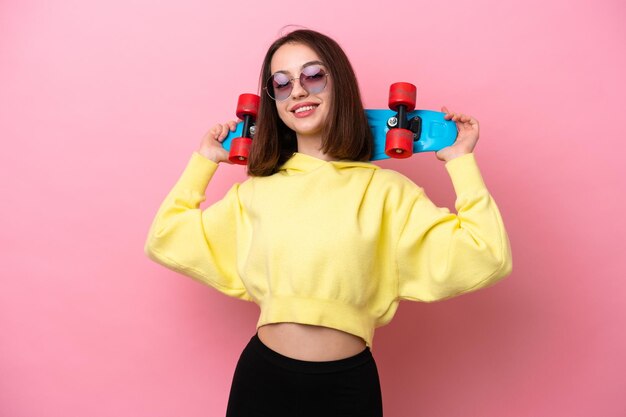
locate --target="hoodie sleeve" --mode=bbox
[395,153,512,302]
[144,152,253,301]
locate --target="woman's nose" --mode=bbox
[290,78,308,99]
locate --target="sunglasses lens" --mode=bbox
[266,72,292,101]
[301,65,327,94]
[265,65,328,101]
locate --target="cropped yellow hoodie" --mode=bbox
[144,151,512,349]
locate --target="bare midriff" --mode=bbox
[257,322,367,361]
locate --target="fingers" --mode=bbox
[213,120,239,143]
[443,109,468,122]
[443,106,459,121]
[204,120,240,148]
[218,124,229,142]
[442,106,477,126]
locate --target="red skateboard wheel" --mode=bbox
[385,128,413,158]
[388,82,416,112]
[229,137,252,165]
[236,94,260,120]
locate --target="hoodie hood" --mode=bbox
[278,152,379,175]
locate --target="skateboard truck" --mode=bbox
[228,93,260,165]
[386,115,422,140]
[385,82,417,159]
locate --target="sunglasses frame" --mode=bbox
[263,64,330,102]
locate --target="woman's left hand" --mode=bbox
[435,106,479,162]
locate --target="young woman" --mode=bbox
[145,29,512,417]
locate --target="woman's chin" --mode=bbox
[291,119,325,137]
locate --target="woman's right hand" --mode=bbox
[198,120,239,164]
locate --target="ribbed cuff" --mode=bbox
[176,152,220,191]
[444,153,487,195]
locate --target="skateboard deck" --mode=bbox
[221,108,457,162]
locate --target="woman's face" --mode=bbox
[269,43,332,140]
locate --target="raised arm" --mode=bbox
[144,122,253,301]
[396,108,512,302]
[395,153,512,302]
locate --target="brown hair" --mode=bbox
[247,29,372,177]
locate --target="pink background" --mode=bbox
[1,0,624,416]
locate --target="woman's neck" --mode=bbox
[296,135,337,161]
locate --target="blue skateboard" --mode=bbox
[223,83,458,164]
[366,109,457,160]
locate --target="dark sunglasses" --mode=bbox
[264,64,329,101]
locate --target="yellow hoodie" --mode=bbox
[144,151,512,349]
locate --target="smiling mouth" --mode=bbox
[293,105,318,114]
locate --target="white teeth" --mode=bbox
[294,105,317,113]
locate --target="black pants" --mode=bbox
[225,332,383,417]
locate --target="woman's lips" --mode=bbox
[293,104,318,118]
